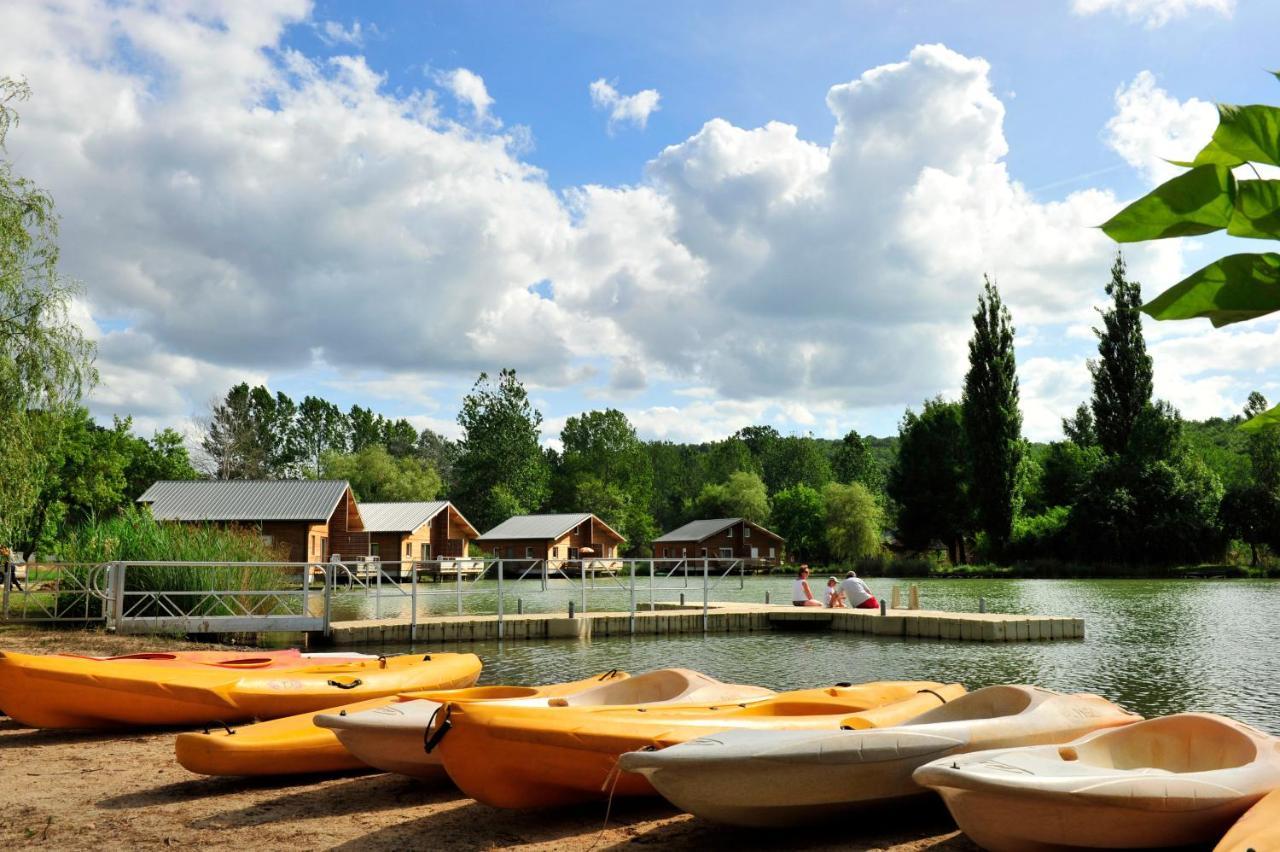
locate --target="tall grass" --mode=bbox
[52,509,294,618]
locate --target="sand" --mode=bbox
[0,627,977,850]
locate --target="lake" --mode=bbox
[334,575,1280,733]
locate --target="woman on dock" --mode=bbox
[792,566,823,607]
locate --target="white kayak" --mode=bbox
[616,684,1139,827]
[914,712,1280,851]
[317,667,776,779]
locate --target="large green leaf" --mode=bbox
[1209,104,1280,167]
[1142,252,1280,327]
[1101,165,1235,242]
[1240,402,1280,433]
[1186,138,1245,168]
[1228,179,1280,238]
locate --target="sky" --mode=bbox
[4,0,1280,446]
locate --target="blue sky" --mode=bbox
[5,0,1279,452]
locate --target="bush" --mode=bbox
[1006,506,1070,561]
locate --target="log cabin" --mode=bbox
[358,501,479,566]
[475,513,625,574]
[652,518,785,566]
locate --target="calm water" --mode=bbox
[333,576,1280,733]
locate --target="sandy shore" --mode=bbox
[0,627,977,850]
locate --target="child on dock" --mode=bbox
[824,577,845,608]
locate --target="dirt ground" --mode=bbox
[0,627,977,851]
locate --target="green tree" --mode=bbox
[123,426,199,500]
[415,428,459,489]
[200,384,300,478]
[824,481,884,562]
[646,441,704,532]
[1033,441,1103,509]
[1062,403,1097,448]
[733,425,781,468]
[832,429,882,491]
[453,369,550,532]
[692,471,769,523]
[0,79,97,548]
[347,405,383,452]
[764,435,833,494]
[887,398,972,564]
[770,484,825,562]
[557,409,656,552]
[380,418,419,459]
[1243,392,1280,492]
[1091,255,1154,457]
[295,396,348,476]
[699,437,760,485]
[320,444,441,502]
[961,277,1023,550]
[1220,484,1280,566]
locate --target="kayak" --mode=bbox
[914,713,1280,851]
[175,670,630,777]
[432,680,966,808]
[0,649,482,729]
[1216,787,1280,852]
[320,668,757,779]
[617,685,1141,826]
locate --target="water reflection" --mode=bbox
[351,576,1280,734]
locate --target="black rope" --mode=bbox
[597,668,620,681]
[917,688,948,704]
[423,705,453,754]
[202,720,234,736]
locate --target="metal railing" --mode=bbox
[0,556,766,636]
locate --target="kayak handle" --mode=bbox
[598,668,620,681]
[327,678,363,690]
[424,705,453,754]
[916,688,949,705]
[203,721,235,736]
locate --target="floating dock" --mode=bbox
[326,601,1085,646]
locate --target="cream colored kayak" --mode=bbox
[316,667,776,779]
[617,685,1139,827]
[914,713,1280,851]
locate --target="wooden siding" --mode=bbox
[654,520,784,562]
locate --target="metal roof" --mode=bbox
[137,480,352,522]
[653,518,784,543]
[477,513,625,542]
[358,501,479,536]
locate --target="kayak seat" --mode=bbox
[901,684,1036,725]
[1074,715,1259,773]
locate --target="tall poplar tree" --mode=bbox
[961,277,1023,550]
[1090,254,1153,456]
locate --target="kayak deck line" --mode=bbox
[326,603,1084,646]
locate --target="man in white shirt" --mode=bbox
[839,571,879,610]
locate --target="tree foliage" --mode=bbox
[770,484,825,561]
[887,398,972,563]
[961,277,1023,550]
[824,481,884,562]
[453,369,550,532]
[320,444,441,503]
[0,78,97,548]
[692,471,770,524]
[556,409,655,553]
[832,429,882,491]
[1090,255,1154,456]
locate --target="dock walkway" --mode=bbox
[327,601,1085,646]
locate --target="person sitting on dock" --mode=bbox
[824,577,846,608]
[792,566,823,607]
[840,571,879,610]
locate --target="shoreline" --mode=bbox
[0,627,977,850]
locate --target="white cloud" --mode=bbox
[436,67,496,125]
[0,7,1254,443]
[589,78,661,132]
[1072,0,1234,28]
[1105,71,1217,184]
[318,20,375,48]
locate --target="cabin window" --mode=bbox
[260,534,274,547]
[321,538,329,559]
[405,542,412,557]
[727,527,734,537]
[769,546,776,558]
[743,527,751,539]
[525,546,534,559]
[719,547,733,558]
[310,534,316,554]
[421,543,430,561]
[553,546,560,558]
[568,547,580,560]
[370,542,380,557]
[700,548,708,558]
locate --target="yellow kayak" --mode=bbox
[0,650,481,729]
[174,671,629,776]
[1215,787,1280,852]
[432,680,966,808]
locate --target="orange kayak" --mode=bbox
[1215,787,1280,852]
[433,680,966,808]
[174,671,630,777]
[0,650,482,728]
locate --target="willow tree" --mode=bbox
[1101,83,1280,433]
[0,78,97,549]
[961,278,1022,551]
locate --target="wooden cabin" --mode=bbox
[475,513,625,574]
[137,479,366,563]
[358,501,479,565]
[652,518,785,566]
